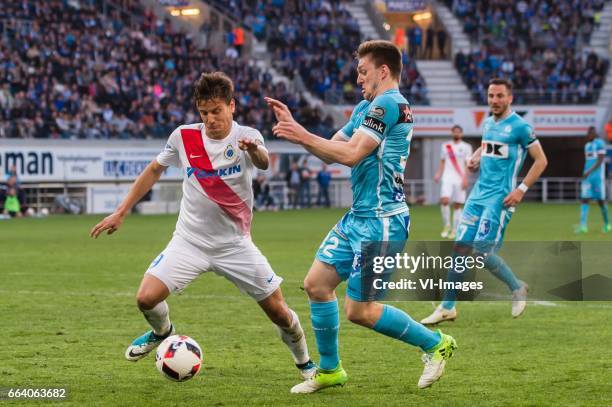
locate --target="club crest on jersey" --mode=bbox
[368,106,385,119]
[477,219,491,238]
[224,144,236,160]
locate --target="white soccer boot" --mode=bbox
[511,282,529,318]
[420,306,457,325]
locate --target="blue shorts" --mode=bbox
[581,177,606,200]
[315,211,410,301]
[455,201,514,254]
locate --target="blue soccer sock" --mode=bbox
[373,304,441,352]
[600,203,609,225]
[580,203,589,226]
[441,250,468,310]
[310,300,340,370]
[484,253,522,291]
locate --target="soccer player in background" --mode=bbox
[434,125,473,239]
[421,78,548,325]
[90,72,316,380]
[266,40,457,393]
[576,126,610,233]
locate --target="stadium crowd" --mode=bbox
[217,0,430,104]
[446,0,609,104]
[0,0,333,139]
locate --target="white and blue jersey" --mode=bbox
[581,138,606,200]
[456,112,538,252]
[316,89,413,301]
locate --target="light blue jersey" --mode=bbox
[581,138,607,200]
[583,138,606,180]
[339,89,413,218]
[316,89,413,301]
[456,112,537,252]
[469,112,537,206]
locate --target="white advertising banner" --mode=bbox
[0,144,183,182]
[339,106,607,137]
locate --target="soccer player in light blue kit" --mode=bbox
[576,126,610,233]
[421,78,548,325]
[266,40,457,393]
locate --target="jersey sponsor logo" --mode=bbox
[186,164,242,179]
[224,144,236,160]
[362,116,387,135]
[368,105,385,119]
[481,141,509,158]
[397,103,413,123]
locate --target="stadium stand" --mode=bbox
[209,0,429,105]
[445,0,610,104]
[0,0,332,139]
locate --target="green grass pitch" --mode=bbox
[1,203,611,406]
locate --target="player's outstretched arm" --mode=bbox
[503,142,548,207]
[265,97,377,166]
[238,138,269,170]
[90,159,167,238]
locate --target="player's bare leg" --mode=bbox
[291,260,348,393]
[440,197,451,238]
[125,275,175,361]
[450,202,463,239]
[258,288,315,379]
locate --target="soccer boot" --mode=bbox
[447,230,456,240]
[440,225,451,239]
[511,282,529,318]
[125,324,175,361]
[290,362,348,393]
[296,360,317,380]
[603,224,611,233]
[418,331,457,389]
[420,306,457,325]
[574,224,588,234]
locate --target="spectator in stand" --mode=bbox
[436,28,447,58]
[286,161,301,209]
[425,26,435,59]
[298,159,312,208]
[316,164,332,208]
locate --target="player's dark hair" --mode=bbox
[194,72,234,104]
[488,78,513,94]
[356,40,402,80]
[451,125,463,132]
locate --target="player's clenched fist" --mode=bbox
[90,212,125,238]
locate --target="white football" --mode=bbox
[155,335,202,382]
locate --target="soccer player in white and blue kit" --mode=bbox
[421,78,548,325]
[576,126,610,233]
[266,40,457,393]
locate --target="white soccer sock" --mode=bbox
[441,204,451,227]
[276,309,310,365]
[453,208,462,233]
[142,301,171,336]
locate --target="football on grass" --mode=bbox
[155,335,202,382]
